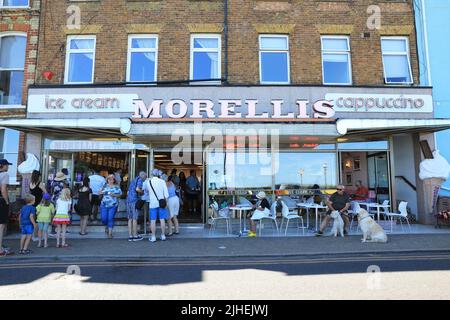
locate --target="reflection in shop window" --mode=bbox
[208,152,272,190]
[275,153,337,190]
[0,129,19,184]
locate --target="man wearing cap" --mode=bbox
[0,159,13,255]
[248,191,271,237]
[143,169,169,242]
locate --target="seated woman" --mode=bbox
[248,191,271,237]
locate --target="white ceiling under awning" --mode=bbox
[336,119,450,136]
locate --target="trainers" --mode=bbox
[133,235,144,242]
[315,231,323,237]
[160,235,166,241]
[0,249,13,256]
[128,237,134,242]
[247,231,257,238]
[149,236,156,243]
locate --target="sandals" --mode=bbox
[61,243,69,248]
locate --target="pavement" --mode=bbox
[1,233,450,262]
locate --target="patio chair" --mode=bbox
[348,201,361,231]
[258,202,279,236]
[280,201,305,236]
[208,204,232,235]
[384,201,411,233]
[380,200,390,219]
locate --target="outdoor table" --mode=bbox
[359,202,390,222]
[297,203,328,231]
[229,206,254,237]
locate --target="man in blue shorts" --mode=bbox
[143,169,169,243]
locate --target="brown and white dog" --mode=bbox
[357,209,388,243]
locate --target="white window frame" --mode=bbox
[64,35,96,85]
[381,36,413,85]
[190,34,221,84]
[321,35,352,85]
[259,34,290,85]
[0,0,29,8]
[0,32,27,108]
[126,34,158,83]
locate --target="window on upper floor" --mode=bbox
[321,36,352,85]
[259,35,290,84]
[0,34,26,106]
[127,35,158,83]
[190,34,221,83]
[381,37,413,84]
[64,35,96,84]
[0,0,29,8]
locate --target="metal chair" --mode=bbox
[208,204,232,235]
[258,202,279,236]
[384,201,411,233]
[280,201,305,236]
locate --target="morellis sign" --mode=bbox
[131,99,335,120]
[27,90,433,118]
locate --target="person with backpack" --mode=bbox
[126,171,147,242]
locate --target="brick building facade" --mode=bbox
[1,0,40,185]
[35,0,419,86]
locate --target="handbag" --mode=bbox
[149,180,167,208]
[135,199,146,210]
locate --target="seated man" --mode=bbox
[315,184,350,236]
[351,180,369,201]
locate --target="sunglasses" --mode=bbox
[337,188,344,191]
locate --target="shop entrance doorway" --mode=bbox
[153,151,204,223]
[339,151,391,204]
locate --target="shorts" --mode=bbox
[21,225,34,235]
[0,199,8,225]
[37,222,50,232]
[127,201,140,220]
[149,207,167,221]
[91,195,101,206]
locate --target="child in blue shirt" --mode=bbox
[19,194,37,255]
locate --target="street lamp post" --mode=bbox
[299,168,304,186]
[322,163,328,188]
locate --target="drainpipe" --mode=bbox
[420,0,432,86]
[223,0,229,84]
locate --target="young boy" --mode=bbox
[19,194,37,254]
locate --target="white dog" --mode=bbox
[330,210,344,237]
[357,209,388,243]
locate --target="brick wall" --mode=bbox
[35,0,419,86]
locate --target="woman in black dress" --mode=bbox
[76,177,92,235]
[30,170,46,207]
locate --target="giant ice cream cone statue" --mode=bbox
[419,150,450,220]
[18,153,40,198]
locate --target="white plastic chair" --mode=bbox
[258,202,279,236]
[380,200,390,219]
[209,204,232,235]
[348,201,361,231]
[385,201,411,233]
[280,201,305,236]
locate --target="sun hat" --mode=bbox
[54,172,66,181]
[152,169,161,177]
[256,191,266,200]
[43,193,51,200]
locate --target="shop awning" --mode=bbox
[337,119,450,138]
[0,118,130,138]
